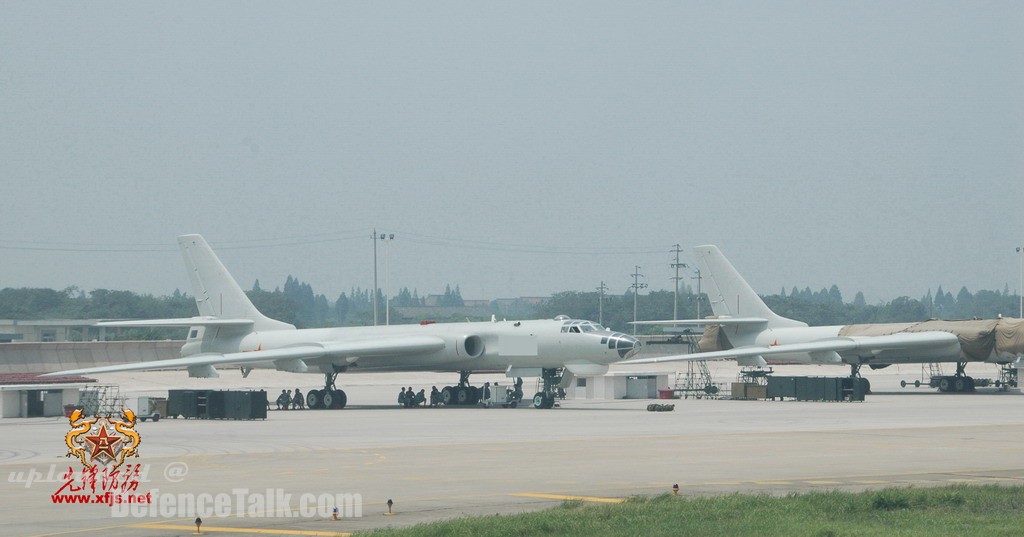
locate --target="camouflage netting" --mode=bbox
[697,320,733,352]
[995,318,1024,356]
[839,318,1024,361]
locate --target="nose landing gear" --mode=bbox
[532,368,564,409]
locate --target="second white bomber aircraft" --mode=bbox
[47,235,640,409]
[625,245,984,386]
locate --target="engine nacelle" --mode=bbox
[187,364,219,378]
[458,335,485,358]
[274,358,309,373]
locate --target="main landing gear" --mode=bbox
[532,368,563,409]
[934,362,975,393]
[438,371,530,408]
[306,372,348,409]
[441,371,480,406]
[848,363,872,394]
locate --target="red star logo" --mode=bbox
[84,424,123,462]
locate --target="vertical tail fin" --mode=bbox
[177,234,294,331]
[694,245,806,329]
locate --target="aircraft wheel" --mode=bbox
[900,380,907,388]
[323,390,336,409]
[533,392,546,408]
[938,378,951,392]
[441,387,454,405]
[953,378,966,393]
[456,387,470,405]
[336,390,347,409]
[542,393,555,409]
[306,390,323,409]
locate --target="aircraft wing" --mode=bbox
[42,335,447,377]
[623,331,960,365]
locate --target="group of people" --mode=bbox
[397,386,428,407]
[275,389,306,410]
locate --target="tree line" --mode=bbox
[0,278,1019,338]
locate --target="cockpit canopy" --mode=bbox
[559,319,607,333]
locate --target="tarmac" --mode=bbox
[3,361,1024,537]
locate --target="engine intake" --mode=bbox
[460,335,485,358]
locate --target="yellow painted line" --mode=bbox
[853,480,889,485]
[703,481,743,486]
[129,523,350,536]
[805,481,841,485]
[511,493,625,504]
[948,479,979,483]
[752,481,794,485]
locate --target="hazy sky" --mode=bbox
[1,2,1022,307]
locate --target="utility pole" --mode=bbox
[372,229,379,326]
[630,266,647,334]
[1018,246,1023,318]
[596,281,608,325]
[692,267,703,320]
[670,244,687,321]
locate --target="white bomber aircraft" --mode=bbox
[624,245,994,389]
[47,234,640,409]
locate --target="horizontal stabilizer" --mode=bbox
[630,317,768,327]
[95,317,255,328]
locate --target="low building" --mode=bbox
[566,371,670,400]
[0,319,105,343]
[0,373,95,418]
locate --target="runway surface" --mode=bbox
[2,363,1022,536]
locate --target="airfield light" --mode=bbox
[372,229,379,325]
[386,498,394,515]
[382,234,396,325]
[673,483,679,496]
[195,516,202,534]
[372,231,397,326]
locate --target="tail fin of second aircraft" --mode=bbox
[178,234,295,332]
[694,245,807,329]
